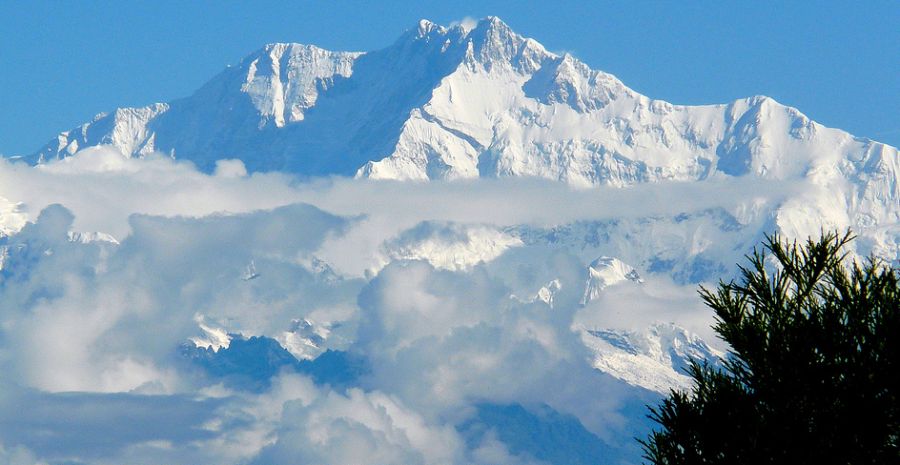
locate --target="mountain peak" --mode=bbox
[582,257,643,304]
[414,18,445,38]
[405,16,520,46]
[467,15,522,45]
[449,16,547,74]
[257,42,331,55]
[478,15,510,30]
[24,15,899,209]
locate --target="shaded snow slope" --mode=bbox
[581,323,724,393]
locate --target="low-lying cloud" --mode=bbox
[0,146,890,464]
[0,146,805,276]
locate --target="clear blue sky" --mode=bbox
[1,0,897,155]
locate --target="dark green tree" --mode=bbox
[641,232,899,464]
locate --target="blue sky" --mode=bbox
[1,0,897,155]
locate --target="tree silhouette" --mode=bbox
[641,232,899,464]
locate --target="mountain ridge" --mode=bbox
[12,17,900,266]
[24,17,898,190]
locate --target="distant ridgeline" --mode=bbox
[26,17,896,189]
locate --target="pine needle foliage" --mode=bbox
[641,231,899,464]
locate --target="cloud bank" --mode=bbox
[0,146,893,464]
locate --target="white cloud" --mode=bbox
[449,16,478,32]
[251,385,465,465]
[0,148,301,239]
[0,200,357,393]
[214,159,249,178]
[0,147,892,464]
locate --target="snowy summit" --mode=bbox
[29,17,897,190]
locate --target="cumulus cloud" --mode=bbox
[0,199,358,393]
[214,159,249,178]
[353,259,657,448]
[0,147,889,464]
[251,385,466,465]
[0,148,301,239]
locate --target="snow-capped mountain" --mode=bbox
[24,17,898,268]
[3,15,897,465]
[28,17,898,188]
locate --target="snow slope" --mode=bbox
[581,323,725,393]
[581,257,643,304]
